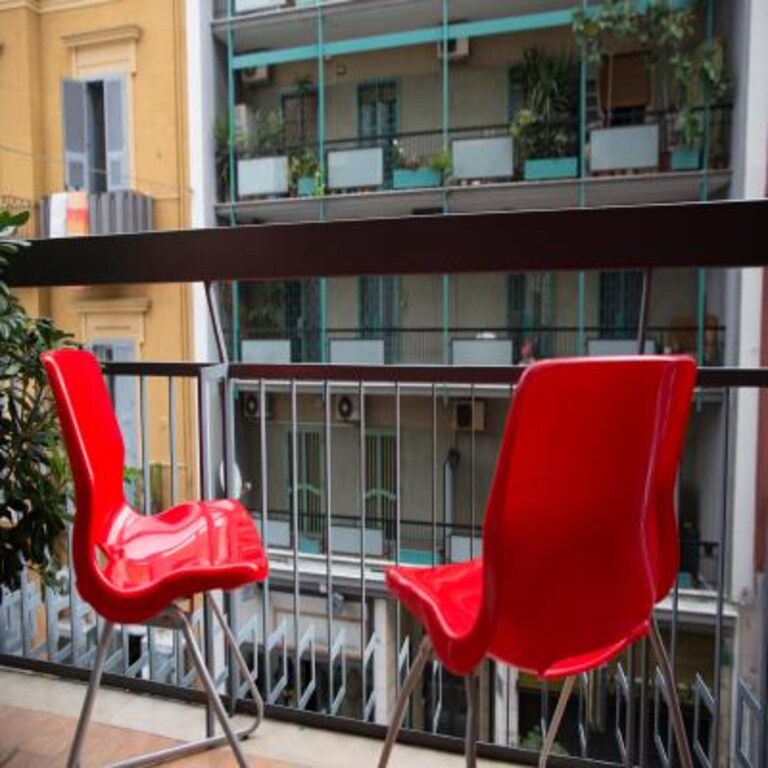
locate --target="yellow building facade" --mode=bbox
[0,0,197,505]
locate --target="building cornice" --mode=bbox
[0,0,114,12]
[63,24,142,49]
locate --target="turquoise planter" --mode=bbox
[524,157,579,181]
[671,149,702,172]
[392,167,442,189]
[297,176,315,196]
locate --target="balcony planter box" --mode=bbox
[452,137,514,181]
[523,157,579,181]
[393,167,442,189]
[237,156,289,197]
[297,176,316,196]
[590,124,659,173]
[328,147,384,191]
[670,148,702,171]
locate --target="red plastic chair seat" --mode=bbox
[96,499,267,624]
[387,560,483,675]
[387,558,649,679]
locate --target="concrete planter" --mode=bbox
[671,148,702,171]
[392,167,442,189]
[524,156,579,181]
[237,156,289,197]
[590,124,659,172]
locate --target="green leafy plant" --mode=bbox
[520,724,568,756]
[1,209,76,592]
[244,109,286,157]
[390,140,421,170]
[510,48,577,161]
[428,149,452,177]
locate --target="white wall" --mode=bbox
[727,0,768,601]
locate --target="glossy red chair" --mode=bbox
[378,356,697,768]
[42,349,268,768]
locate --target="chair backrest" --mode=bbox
[41,350,127,600]
[481,356,696,675]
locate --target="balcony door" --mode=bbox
[508,273,554,359]
[360,276,399,362]
[599,270,643,338]
[358,81,398,184]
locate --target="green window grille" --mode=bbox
[360,276,399,361]
[358,80,398,184]
[364,432,396,542]
[508,273,554,359]
[281,88,317,153]
[286,429,324,537]
[599,271,644,339]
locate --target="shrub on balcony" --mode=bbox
[509,48,578,180]
[391,140,444,189]
[0,210,75,592]
[290,149,324,197]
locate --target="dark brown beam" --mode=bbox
[5,199,767,287]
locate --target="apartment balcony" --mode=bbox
[38,190,154,237]
[215,109,732,224]
[1,202,765,768]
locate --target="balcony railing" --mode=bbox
[235,325,726,366]
[1,201,766,767]
[219,107,732,206]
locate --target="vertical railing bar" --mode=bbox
[197,371,214,737]
[359,379,367,720]
[324,378,334,713]
[431,383,437,566]
[168,377,178,506]
[395,381,402,710]
[639,638,649,767]
[470,383,476,559]
[260,377,271,706]
[712,385,730,766]
[667,477,682,763]
[627,646,637,766]
[224,375,238,711]
[291,378,301,707]
[140,375,151,514]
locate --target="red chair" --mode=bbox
[378,356,697,768]
[42,349,268,768]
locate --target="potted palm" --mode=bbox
[510,48,578,181]
[290,149,322,196]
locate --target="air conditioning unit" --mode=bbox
[241,65,270,85]
[437,37,469,61]
[333,394,360,423]
[452,400,485,432]
[241,391,273,422]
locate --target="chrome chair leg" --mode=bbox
[67,620,115,768]
[649,618,694,768]
[538,675,575,768]
[464,668,481,768]
[378,635,433,768]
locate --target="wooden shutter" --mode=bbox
[104,75,129,190]
[62,79,89,190]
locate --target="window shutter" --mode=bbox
[62,79,89,190]
[104,75,130,190]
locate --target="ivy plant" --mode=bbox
[0,209,75,593]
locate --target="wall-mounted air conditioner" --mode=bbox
[452,400,485,432]
[241,391,273,422]
[437,37,469,61]
[241,65,270,85]
[333,394,360,423]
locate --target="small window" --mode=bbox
[62,75,129,192]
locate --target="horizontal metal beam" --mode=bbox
[5,200,767,288]
[232,11,573,69]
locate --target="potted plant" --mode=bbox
[237,108,289,198]
[573,1,698,173]
[669,38,730,171]
[391,140,443,189]
[0,209,75,594]
[290,149,322,197]
[510,48,578,181]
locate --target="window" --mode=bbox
[62,76,129,192]
[358,81,398,184]
[365,432,396,540]
[359,276,399,361]
[287,429,323,536]
[282,88,317,151]
[599,271,644,338]
[508,273,554,359]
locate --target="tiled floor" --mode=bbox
[0,668,511,767]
